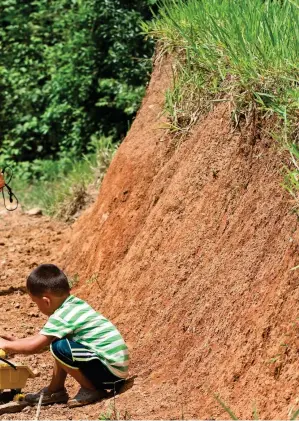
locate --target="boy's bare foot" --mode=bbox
[68,388,107,408]
[25,387,69,405]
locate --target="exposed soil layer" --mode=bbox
[0,211,133,420]
[61,55,299,419]
[1,54,299,420]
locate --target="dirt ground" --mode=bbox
[2,54,299,420]
[0,209,138,420]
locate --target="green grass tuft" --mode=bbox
[8,137,117,220]
[144,0,299,204]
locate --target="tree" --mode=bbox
[0,0,155,166]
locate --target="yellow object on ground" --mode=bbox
[0,349,6,359]
[13,393,25,402]
[0,365,35,389]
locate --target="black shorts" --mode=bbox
[50,338,124,390]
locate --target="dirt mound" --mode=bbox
[61,55,299,419]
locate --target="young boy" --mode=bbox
[0,264,129,408]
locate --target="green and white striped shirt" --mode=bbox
[40,295,129,379]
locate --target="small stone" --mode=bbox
[29,261,38,269]
[25,208,43,216]
[102,213,109,222]
[15,303,20,309]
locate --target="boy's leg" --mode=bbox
[25,338,104,406]
[48,358,67,392]
[25,350,96,405]
[25,359,69,405]
[53,358,96,390]
[52,339,116,407]
[50,339,98,390]
[27,338,115,407]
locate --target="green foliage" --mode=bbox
[98,402,131,420]
[214,394,239,420]
[146,0,299,121]
[68,273,80,289]
[0,0,155,163]
[291,408,299,420]
[12,136,117,219]
[146,0,299,202]
[283,143,299,206]
[214,393,299,420]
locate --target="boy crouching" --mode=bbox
[0,264,129,407]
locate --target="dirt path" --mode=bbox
[0,208,124,420]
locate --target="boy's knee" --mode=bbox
[50,338,79,369]
[51,338,69,359]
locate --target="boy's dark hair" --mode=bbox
[27,264,70,297]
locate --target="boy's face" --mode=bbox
[29,293,53,316]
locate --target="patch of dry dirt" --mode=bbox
[0,210,133,420]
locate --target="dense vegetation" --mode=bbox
[6,0,299,214]
[0,0,155,172]
[146,0,299,204]
[0,0,155,215]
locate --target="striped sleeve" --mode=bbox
[40,315,73,338]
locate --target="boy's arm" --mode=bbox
[0,334,53,355]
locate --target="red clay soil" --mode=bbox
[0,211,128,420]
[61,55,299,419]
[1,54,299,420]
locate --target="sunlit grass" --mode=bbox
[144,0,299,204]
[214,392,299,420]
[10,137,117,219]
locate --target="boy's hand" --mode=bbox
[0,338,8,352]
[0,334,53,355]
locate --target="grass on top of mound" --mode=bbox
[144,0,299,206]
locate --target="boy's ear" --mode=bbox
[42,296,51,307]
